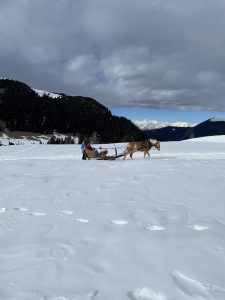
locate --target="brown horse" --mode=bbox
[123,139,160,159]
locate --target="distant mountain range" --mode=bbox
[133,119,196,130]
[0,78,145,143]
[143,118,225,141]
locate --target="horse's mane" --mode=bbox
[149,139,158,144]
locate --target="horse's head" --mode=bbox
[149,139,160,151]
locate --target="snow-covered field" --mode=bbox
[0,137,225,300]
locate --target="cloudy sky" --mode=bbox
[1,0,225,121]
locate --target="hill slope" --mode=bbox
[0,79,145,143]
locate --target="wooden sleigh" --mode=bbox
[83,148,117,160]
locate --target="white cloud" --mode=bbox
[63,54,100,86]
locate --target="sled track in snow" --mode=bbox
[1,152,225,161]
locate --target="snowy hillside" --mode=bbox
[133,119,196,130]
[0,136,225,300]
[33,89,62,99]
[0,132,79,146]
[0,133,49,146]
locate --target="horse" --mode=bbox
[123,139,160,159]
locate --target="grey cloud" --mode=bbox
[1,0,225,111]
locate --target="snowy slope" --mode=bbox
[33,89,62,99]
[0,133,49,146]
[0,136,225,300]
[0,133,78,146]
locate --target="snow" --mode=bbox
[0,136,225,300]
[0,133,79,146]
[0,133,49,146]
[33,89,62,99]
[209,117,225,122]
[185,135,225,143]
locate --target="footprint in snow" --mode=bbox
[127,287,169,300]
[110,220,128,225]
[12,207,28,212]
[187,224,210,231]
[44,290,99,300]
[74,218,89,223]
[171,270,225,299]
[144,224,165,231]
[57,210,74,215]
[29,212,46,216]
[0,207,28,213]
[96,185,106,191]
[50,243,74,259]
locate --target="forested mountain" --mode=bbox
[144,118,225,141]
[143,126,192,141]
[0,79,145,143]
[187,118,225,139]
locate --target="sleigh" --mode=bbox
[83,148,117,160]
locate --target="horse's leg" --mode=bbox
[123,150,128,160]
[144,149,147,158]
[130,152,133,159]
